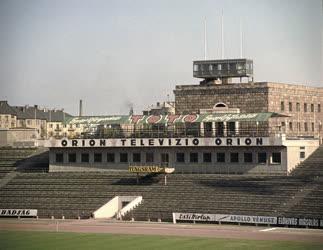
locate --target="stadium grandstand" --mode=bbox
[0,58,322,229]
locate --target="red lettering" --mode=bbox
[131,115,143,124]
[183,114,198,123]
[146,115,162,124]
[166,115,180,123]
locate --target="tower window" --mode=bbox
[281,101,284,111]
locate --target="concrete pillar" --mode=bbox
[200,122,204,137]
[224,122,227,137]
[235,121,239,136]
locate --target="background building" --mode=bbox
[0,101,72,146]
[143,101,175,116]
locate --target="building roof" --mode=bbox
[0,101,74,122]
[0,101,17,115]
[13,106,72,122]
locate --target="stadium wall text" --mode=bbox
[47,137,270,148]
[0,209,37,217]
[172,213,323,228]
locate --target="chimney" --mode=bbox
[79,100,83,117]
[129,105,134,115]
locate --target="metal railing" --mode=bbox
[81,127,271,139]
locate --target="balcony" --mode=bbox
[82,127,272,139]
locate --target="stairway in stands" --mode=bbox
[0,148,37,177]
[290,145,323,177]
[278,145,323,218]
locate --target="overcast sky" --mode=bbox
[0,0,322,115]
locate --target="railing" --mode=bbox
[81,127,272,139]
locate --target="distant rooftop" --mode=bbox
[0,101,72,122]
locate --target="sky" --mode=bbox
[0,0,322,115]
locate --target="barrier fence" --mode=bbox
[172,212,323,228]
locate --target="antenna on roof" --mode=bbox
[240,17,243,58]
[221,10,224,59]
[204,18,207,60]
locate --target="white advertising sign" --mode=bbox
[0,209,37,217]
[216,214,277,224]
[46,137,270,148]
[172,213,277,225]
[172,213,217,223]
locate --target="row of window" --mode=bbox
[281,102,321,113]
[282,121,322,132]
[194,63,252,72]
[49,124,80,129]
[55,152,282,164]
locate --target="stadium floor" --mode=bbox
[0,219,323,244]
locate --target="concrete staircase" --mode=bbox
[290,146,323,177]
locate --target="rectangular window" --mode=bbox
[312,122,314,132]
[258,152,267,164]
[190,152,198,163]
[296,102,300,112]
[176,153,185,163]
[289,122,293,131]
[281,122,285,128]
[107,153,115,163]
[146,152,154,163]
[280,101,284,111]
[230,153,239,163]
[311,104,314,112]
[81,153,89,163]
[203,152,212,163]
[133,153,141,163]
[120,153,128,163]
[318,104,321,112]
[161,153,169,165]
[272,152,281,164]
[288,102,292,112]
[297,122,301,131]
[55,153,63,163]
[304,122,308,132]
[304,103,307,112]
[300,152,305,159]
[217,152,225,163]
[244,153,253,163]
[68,153,76,163]
[94,153,102,163]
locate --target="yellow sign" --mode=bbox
[128,166,164,173]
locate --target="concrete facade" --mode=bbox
[48,138,319,175]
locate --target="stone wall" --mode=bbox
[174,82,269,114]
[174,82,323,139]
[266,82,323,139]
